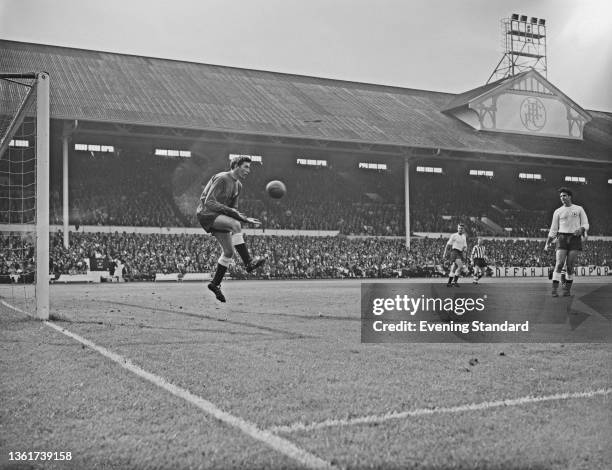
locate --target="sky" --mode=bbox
[1,0,611,111]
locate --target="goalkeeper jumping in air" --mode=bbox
[197,155,265,302]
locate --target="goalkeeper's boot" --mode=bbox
[207,282,226,303]
[246,256,266,273]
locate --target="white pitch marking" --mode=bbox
[1,300,333,470]
[269,388,612,434]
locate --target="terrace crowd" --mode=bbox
[3,232,609,284]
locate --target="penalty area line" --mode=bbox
[269,388,612,434]
[1,300,334,470]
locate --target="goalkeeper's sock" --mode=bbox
[234,244,250,265]
[211,264,227,286]
[232,233,251,265]
[212,254,231,285]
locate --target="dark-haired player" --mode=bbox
[197,156,265,302]
[545,187,589,297]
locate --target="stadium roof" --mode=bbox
[1,40,611,164]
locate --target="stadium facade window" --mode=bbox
[297,158,327,167]
[155,148,191,158]
[564,176,587,184]
[518,172,542,180]
[359,162,388,170]
[229,153,262,163]
[469,169,494,177]
[75,143,114,153]
[9,139,29,147]
[416,166,443,174]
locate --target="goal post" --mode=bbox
[0,72,50,319]
[36,72,50,320]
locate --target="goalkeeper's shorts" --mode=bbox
[197,213,230,234]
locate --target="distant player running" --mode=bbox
[197,156,265,302]
[470,237,487,284]
[545,187,589,297]
[443,223,467,287]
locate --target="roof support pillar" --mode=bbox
[404,156,411,250]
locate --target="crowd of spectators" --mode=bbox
[0,235,36,283]
[3,232,610,284]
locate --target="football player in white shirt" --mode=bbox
[443,223,467,287]
[545,187,589,297]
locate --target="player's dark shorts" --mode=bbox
[556,233,582,251]
[197,213,230,234]
[473,258,486,268]
[449,249,464,262]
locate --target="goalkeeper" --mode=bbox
[197,156,265,302]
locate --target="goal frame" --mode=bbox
[0,72,49,319]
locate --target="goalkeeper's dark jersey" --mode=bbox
[196,171,245,222]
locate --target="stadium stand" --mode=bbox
[2,40,611,284]
[48,151,612,236]
[50,151,186,227]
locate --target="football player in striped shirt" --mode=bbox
[470,238,487,284]
[545,187,589,297]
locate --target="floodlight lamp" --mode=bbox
[520,15,528,22]
[530,17,538,24]
[511,13,519,20]
[539,18,546,25]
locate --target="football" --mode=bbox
[266,180,286,199]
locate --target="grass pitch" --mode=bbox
[1,278,611,469]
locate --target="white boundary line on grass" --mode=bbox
[1,300,333,470]
[269,388,612,434]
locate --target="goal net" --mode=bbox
[0,73,49,319]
